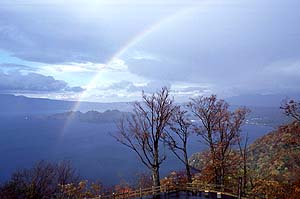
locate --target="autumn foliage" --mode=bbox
[1,91,300,199]
[0,161,80,199]
[188,95,249,187]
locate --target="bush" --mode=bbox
[0,160,80,199]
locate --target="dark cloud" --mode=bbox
[0,63,34,71]
[0,9,113,63]
[0,1,178,64]
[125,0,300,95]
[0,71,84,93]
[1,0,300,99]
[64,86,85,93]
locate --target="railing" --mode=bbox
[91,183,242,199]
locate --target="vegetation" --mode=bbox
[163,106,193,182]
[113,87,177,187]
[0,161,80,199]
[1,89,299,198]
[248,120,300,198]
[187,95,249,186]
[190,98,300,199]
[281,98,300,122]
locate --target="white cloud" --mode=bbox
[41,59,128,74]
[42,63,105,73]
[21,92,83,101]
[85,79,213,102]
[129,50,161,61]
[106,58,128,71]
[1,0,300,102]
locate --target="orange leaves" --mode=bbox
[160,170,189,186]
[251,179,288,199]
[60,180,103,198]
[188,95,249,185]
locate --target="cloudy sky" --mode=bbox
[0,0,299,102]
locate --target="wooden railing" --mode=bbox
[91,183,241,199]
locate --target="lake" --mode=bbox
[0,114,274,185]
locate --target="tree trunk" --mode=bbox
[184,150,192,183]
[185,164,192,183]
[242,160,247,195]
[220,166,224,187]
[152,166,160,187]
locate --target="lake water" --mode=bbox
[0,114,273,185]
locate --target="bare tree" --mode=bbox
[0,160,80,199]
[281,98,300,122]
[56,160,79,187]
[164,106,193,182]
[188,95,249,186]
[114,87,176,187]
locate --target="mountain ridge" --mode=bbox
[0,94,132,114]
[45,109,128,123]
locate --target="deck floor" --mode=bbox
[140,191,237,199]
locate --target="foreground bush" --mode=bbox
[0,160,80,199]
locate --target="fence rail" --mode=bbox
[92,183,241,199]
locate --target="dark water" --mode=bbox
[0,114,273,185]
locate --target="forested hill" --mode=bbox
[0,94,131,113]
[248,120,300,182]
[189,121,300,182]
[45,110,127,123]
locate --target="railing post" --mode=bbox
[139,187,142,198]
[204,190,209,197]
[166,184,169,194]
[165,184,167,193]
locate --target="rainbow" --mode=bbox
[61,1,207,133]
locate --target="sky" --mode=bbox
[0,0,299,102]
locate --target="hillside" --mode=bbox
[0,94,132,114]
[46,110,127,123]
[189,121,300,183]
[248,121,300,182]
